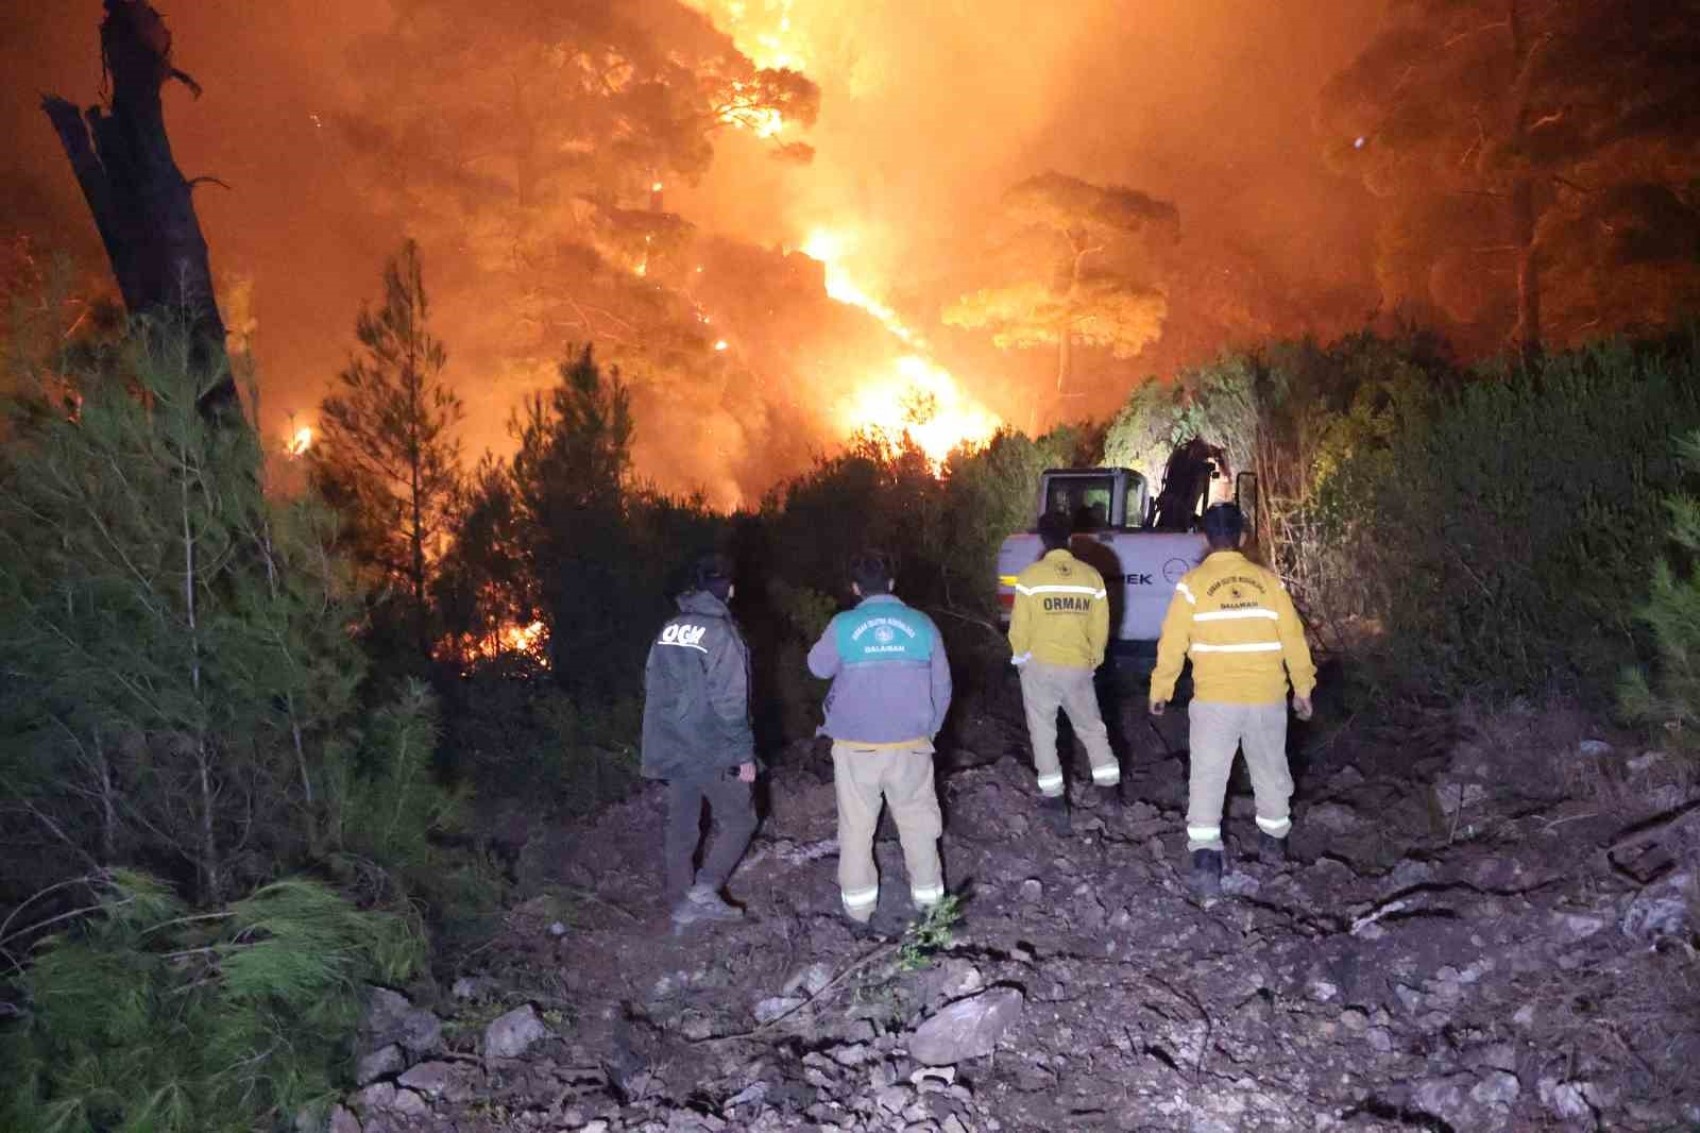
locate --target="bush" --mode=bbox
[1,870,422,1133]
[439,671,640,813]
[1329,336,1700,699]
[1622,429,1700,743]
[0,316,460,906]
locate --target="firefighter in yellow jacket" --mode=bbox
[1149,503,1316,897]
[1009,511,1120,834]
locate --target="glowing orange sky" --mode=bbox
[1,0,1386,506]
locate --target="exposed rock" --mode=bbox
[390,1089,429,1117]
[783,961,834,998]
[908,988,1025,1066]
[1471,1070,1521,1106]
[1433,779,1488,817]
[399,1061,468,1101]
[1409,1076,1470,1122]
[1552,912,1607,942]
[754,996,805,1024]
[1539,1077,1593,1119]
[877,1084,914,1113]
[451,975,496,1001]
[829,1042,872,1067]
[329,1106,362,1133]
[1220,873,1260,897]
[1621,871,1695,942]
[356,1044,404,1086]
[362,987,442,1055]
[1019,878,1043,902]
[933,959,985,1002]
[353,1082,397,1114]
[1577,739,1613,758]
[1627,751,1666,774]
[1306,802,1363,833]
[483,1004,548,1059]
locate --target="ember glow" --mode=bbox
[286,425,313,457]
[451,619,548,667]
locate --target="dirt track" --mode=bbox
[338,697,1699,1133]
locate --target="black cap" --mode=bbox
[1037,510,1073,550]
[694,553,733,600]
[1202,503,1243,543]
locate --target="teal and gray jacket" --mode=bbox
[641,590,754,780]
[807,594,952,745]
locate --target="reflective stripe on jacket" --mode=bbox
[1149,551,1316,705]
[1008,549,1109,670]
[641,589,754,779]
[808,594,952,745]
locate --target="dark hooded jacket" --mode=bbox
[641,589,754,779]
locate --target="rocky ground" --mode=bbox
[328,694,1699,1133]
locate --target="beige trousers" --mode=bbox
[1186,700,1292,852]
[831,741,944,921]
[1018,661,1119,796]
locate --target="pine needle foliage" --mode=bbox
[0,869,422,1133]
[1622,430,1700,744]
[0,312,459,902]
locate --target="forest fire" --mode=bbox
[801,228,1000,465]
[286,425,313,457]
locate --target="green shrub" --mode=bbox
[1622,429,1700,742]
[439,672,641,814]
[1331,336,1700,698]
[1,870,422,1133]
[0,315,460,906]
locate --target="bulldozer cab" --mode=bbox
[1039,468,1149,531]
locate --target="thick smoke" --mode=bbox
[1,0,1387,505]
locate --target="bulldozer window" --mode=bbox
[1046,476,1113,531]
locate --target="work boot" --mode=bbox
[1258,832,1288,866]
[670,884,743,929]
[1189,849,1223,899]
[846,915,885,942]
[1040,795,1072,836]
[1096,781,1125,815]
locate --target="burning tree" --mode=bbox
[1323,0,1700,357]
[310,241,464,667]
[946,172,1178,397]
[339,0,818,373]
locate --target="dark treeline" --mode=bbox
[4,235,1700,1129]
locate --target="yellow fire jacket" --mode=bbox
[1008,549,1109,670]
[1150,551,1317,705]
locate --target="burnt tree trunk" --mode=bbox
[1506,0,1545,368]
[42,0,236,415]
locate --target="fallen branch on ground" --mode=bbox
[694,939,899,1045]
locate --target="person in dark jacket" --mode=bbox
[642,554,758,929]
[807,552,951,928]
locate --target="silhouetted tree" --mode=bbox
[310,240,463,665]
[1323,0,1700,357]
[41,0,235,414]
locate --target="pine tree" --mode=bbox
[511,346,637,697]
[0,311,456,904]
[311,239,463,667]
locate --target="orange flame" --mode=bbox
[450,619,548,667]
[286,425,313,457]
[801,228,999,466]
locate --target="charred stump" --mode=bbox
[42,0,237,416]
